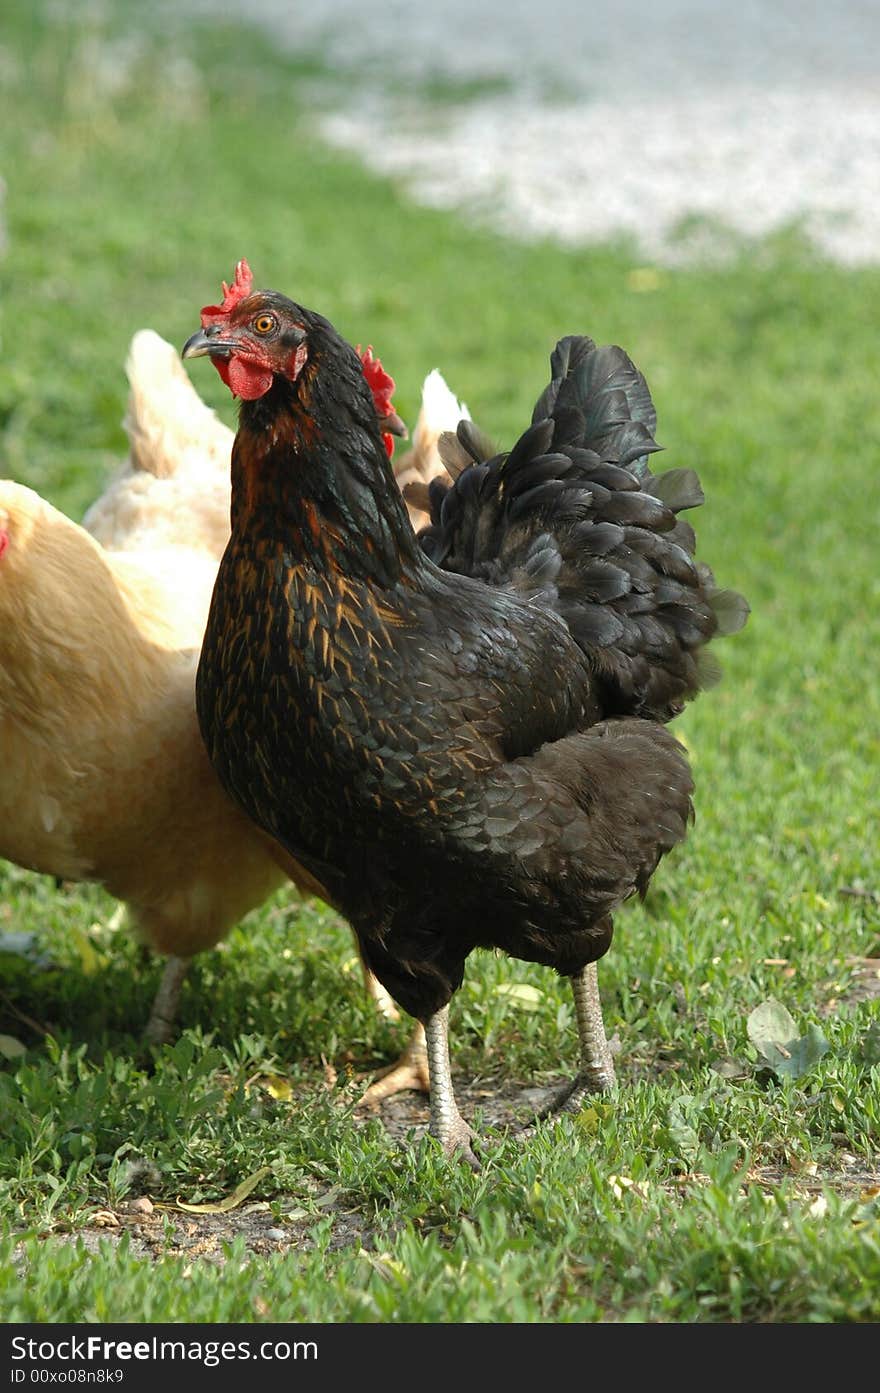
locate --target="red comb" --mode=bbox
[0,527,9,562]
[358,345,396,417]
[357,345,398,458]
[201,259,254,327]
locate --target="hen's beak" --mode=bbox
[379,410,408,440]
[182,328,232,360]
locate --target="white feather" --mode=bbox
[417,368,469,440]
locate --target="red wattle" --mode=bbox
[212,358,233,389]
[211,355,273,400]
[228,357,273,399]
[0,528,8,561]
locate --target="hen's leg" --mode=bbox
[425,1005,480,1169]
[362,965,401,1023]
[144,955,190,1045]
[357,948,430,1102]
[525,961,615,1128]
[566,959,616,1096]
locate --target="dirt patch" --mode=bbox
[828,955,880,1012]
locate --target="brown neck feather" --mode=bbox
[232,359,421,589]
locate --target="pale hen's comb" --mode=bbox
[201,259,254,327]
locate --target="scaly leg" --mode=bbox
[524,961,615,1130]
[144,955,190,1046]
[425,1005,480,1169]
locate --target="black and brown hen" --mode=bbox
[185,261,748,1164]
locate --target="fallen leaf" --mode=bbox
[360,1250,406,1281]
[312,1185,343,1210]
[711,1057,748,1079]
[747,999,829,1080]
[104,904,127,933]
[575,1104,608,1134]
[261,1074,292,1102]
[608,1174,650,1201]
[789,1158,818,1177]
[494,983,543,1011]
[173,1166,272,1214]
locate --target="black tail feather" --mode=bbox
[417,334,748,721]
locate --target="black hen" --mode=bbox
[185,265,748,1164]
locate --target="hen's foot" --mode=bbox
[543,1059,616,1114]
[430,1113,481,1172]
[358,1024,429,1106]
[519,1060,615,1139]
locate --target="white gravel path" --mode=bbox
[188,1,880,264]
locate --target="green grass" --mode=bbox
[1,0,878,1324]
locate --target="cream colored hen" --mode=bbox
[82,329,233,557]
[0,477,292,1040]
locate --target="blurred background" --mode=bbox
[200,0,880,266]
[2,0,880,518]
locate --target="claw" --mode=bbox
[533,1063,615,1121]
[359,1029,430,1106]
[358,1021,428,1105]
[518,1065,615,1141]
[431,1114,481,1171]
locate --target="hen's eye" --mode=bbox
[253,314,277,335]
